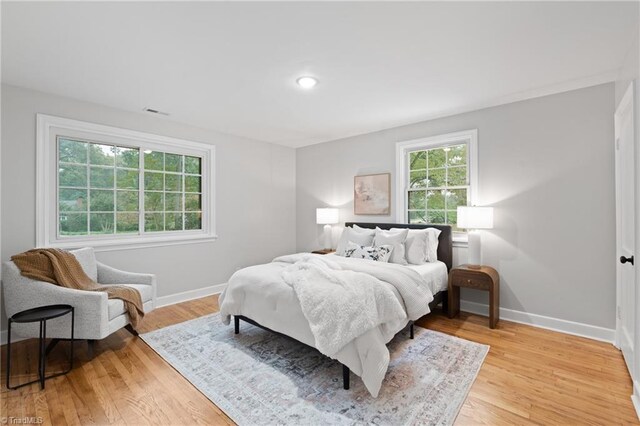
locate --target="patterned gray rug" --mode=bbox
[141,313,488,425]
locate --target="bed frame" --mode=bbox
[234,222,452,390]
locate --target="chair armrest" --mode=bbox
[97,262,155,285]
[3,262,107,317]
[7,280,108,318]
[97,262,157,308]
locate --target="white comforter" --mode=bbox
[219,253,435,397]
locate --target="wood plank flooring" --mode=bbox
[1,295,638,425]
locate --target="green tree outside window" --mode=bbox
[407,143,468,231]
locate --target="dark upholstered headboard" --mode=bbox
[344,222,453,271]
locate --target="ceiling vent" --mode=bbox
[143,107,169,116]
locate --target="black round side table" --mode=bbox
[6,304,75,390]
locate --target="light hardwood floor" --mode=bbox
[1,295,638,425]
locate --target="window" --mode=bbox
[38,115,215,250]
[395,130,477,240]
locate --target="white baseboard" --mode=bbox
[0,283,228,345]
[459,300,616,344]
[632,381,640,421]
[155,283,227,308]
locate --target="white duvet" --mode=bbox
[219,253,435,397]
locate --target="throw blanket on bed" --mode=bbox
[11,248,144,329]
[276,253,434,356]
[219,253,435,397]
[280,256,406,356]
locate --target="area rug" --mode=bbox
[141,313,489,425]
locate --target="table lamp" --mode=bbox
[316,208,339,250]
[457,206,494,269]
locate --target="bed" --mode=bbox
[219,222,452,397]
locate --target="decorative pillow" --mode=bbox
[344,241,393,262]
[335,226,375,256]
[393,228,442,264]
[401,229,429,265]
[425,228,442,263]
[373,227,408,265]
[70,247,98,281]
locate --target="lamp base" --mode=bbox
[467,230,482,267]
[323,224,332,250]
[467,264,482,270]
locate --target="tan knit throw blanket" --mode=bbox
[11,248,144,329]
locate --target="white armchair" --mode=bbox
[2,248,156,345]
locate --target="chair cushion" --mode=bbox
[70,247,98,282]
[107,284,153,320]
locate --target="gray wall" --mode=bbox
[615,25,639,107]
[1,84,297,328]
[0,82,621,333]
[297,83,616,329]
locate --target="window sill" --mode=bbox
[452,236,468,248]
[41,233,218,252]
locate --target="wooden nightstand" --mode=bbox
[311,249,335,255]
[448,265,500,328]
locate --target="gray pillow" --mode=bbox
[70,247,98,281]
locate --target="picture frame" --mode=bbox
[354,173,391,215]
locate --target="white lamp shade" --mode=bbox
[316,208,339,225]
[457,206,494,229]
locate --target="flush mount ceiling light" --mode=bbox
[296,76,318,89]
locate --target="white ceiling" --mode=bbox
[2,1,638,148]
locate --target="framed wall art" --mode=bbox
[354,173,391,215]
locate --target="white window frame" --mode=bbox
[37,114,217,251]
[395,129,478,244]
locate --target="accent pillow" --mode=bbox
[70,247,98,281]
[335,226,375,256]
[393,228,442,263]
[425,228,442,263]
[401,229,429,265]
[373,227,408,265]
[344,241,393,262]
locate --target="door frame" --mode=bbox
[615,81,635,351]
[613,81,640,352]
[634,77,640,419]
[613,81,635,349]
[615,80,640,420]
[625,79,640,419]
